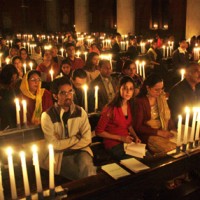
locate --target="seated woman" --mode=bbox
[95,76,141,160]
[134,73,175,155]
[59,59,72,79]
[84,52,100,83]
[18,70,53,125]
[121,60,143,96]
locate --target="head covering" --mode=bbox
[20,70,45,125]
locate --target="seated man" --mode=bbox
[71,68,88,108]
[41,77,96,180]
[168,62,200,126]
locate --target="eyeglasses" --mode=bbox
[29,78,41,82]
[58,90,74,96]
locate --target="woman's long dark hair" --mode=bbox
[137,73,163,97]
[84,52,99,71]
[108,75,135,108]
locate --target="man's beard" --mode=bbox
[63,98,72,107]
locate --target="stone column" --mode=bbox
[186,0,200,39]
[74,0,90,33]
[117,0,135,35]
[45,0,60,32]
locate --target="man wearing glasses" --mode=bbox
[41,76,96,180]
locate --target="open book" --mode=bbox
[120,158,150,173]
[124,142,146,158]
[101,163,130,180]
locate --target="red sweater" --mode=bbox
[95,104,133,149]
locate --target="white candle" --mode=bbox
[177,115,182,147]
[84,52,88,61]
[29,62,33,70]
[183,107,190,144]
[142,61,145,79]
[180,69,185,81]
[14,98,21,126]
[135,60,139,74]
[60,48,64,57]
[166,47,169,57]
[76,51,80,58]
[195,109,200,141]
[5,58,10,65]
[48,144,55,190]
[23,63,27,74]
[20,151,30,197]
[190,107,198,142]
[49,69,54,82]
[22,100,27,125]
[32,145,43,193]
[83,84,88,112]
[162,46,166,58]
[94,86,99,112]
[6,147,17,199]
[139,63,142,76]
[0,163,4,200]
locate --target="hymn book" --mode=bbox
[120,158,150,173]
[101,163,130,180]
[124,142,146,158]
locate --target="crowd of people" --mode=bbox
[1,31,200,180]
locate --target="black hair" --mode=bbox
[72,68,87,80]
[108,75,135,108]
[0,64,19,85]
[27,70,41,80]
[137,73,163,97]
[64,42,75,49]
[51,76,72,95]
[123,60,135,71]
[85,52,99,71]
[12,56,22,64]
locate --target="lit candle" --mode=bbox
[166,46,169,57]
[14,98,21,127]
[29,62,33,70]
[180,69,185,81]
[177,115,182,146]
[48,144,55,190]
[84,52,88,61]
[49,69,54,82]
[83,84,88,112]
[162,45,166,58]
[139,63,142,76]
[135,60,139,74]
[56,36,58,43]
[32,145,43,193]
[22,100,27,125]
[94,86,99,112]
[76,51,80,58]
[5,58,10,65]
[6,147,17,200]
[190,107,198,142]
[20,151,30,197]
[183,107,190,144]
[195,109,200,141]
[60,48,64,57]
[0,162,4,200]
[23,63,27,74]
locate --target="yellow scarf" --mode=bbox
[20,71,45,125]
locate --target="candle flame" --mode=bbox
[185,107,190,113]
[32,145,38,152]
[6,147,13,155]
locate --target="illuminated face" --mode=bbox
[57,84,73,108]
[61,63,71,75]
[72,77,87,89]
[51,47,58,57]
[28,73,41,94]
[13,58,23,70]
[20,50,28,60]
[91,55,99,66]
[99,62,112,77]
[66,46,75,57]
[147,81,164,98]
[120,82,134,101]
[124,63,136,77]
[189,66,200,84]
[43,50,52,61]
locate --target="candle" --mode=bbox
[0,53,2,69]
[6,147,17,199]
[84,52,88,61]
[180,69,185,81]
[139,63,142,76]
[49,69,54,82]
[83,84,88,112]
[0,163,4,200]
[195,109,200,141]
[190,107,198,142]
[142,61,145,79]
[20,151,30,197]
[94,86,99,112]
[23,63,27,74]
[60,48,64,57]
[166,46,169,57]
[48,144,55,190]
[177,115,182,146]
[22,100,27,125]
[14,98,21,126]
[76,51,80,58]
[32,145,43,193]
[162,46,166,58]
[183,107,190,144]
[5,58,10,65]
[29,62,33,70]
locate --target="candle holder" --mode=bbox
[49,188,55,199]
[188,141,194,149]
[176,146,181,154]
[194,140,199,148]
[182,143,187,152]
[37,192,44,200]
